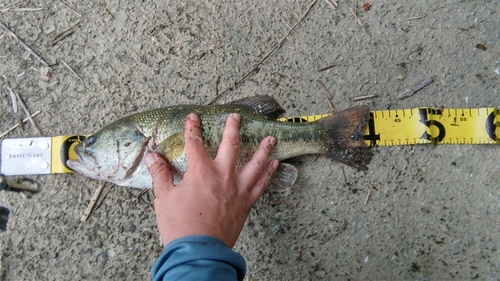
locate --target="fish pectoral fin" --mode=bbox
[156,133,185,161]
[267,163,298,192]
[227,95,285,119]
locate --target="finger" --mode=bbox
[144,153,173,198]
[248,160,279,205]
[215,113,241,169]
[184,113,209,164]
[238,136,276,187]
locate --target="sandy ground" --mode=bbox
[0,0,499,280]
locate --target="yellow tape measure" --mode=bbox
[279,107,500,146]
[2,107,498,176]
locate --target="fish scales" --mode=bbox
[132,105,325,167]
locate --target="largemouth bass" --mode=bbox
[67,95,371,189]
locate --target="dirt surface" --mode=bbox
[1,0,499,280]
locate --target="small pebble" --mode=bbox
[316,270,326,278]
[393,63,407,80]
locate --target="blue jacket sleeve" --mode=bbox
[151,235,247,281]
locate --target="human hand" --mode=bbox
[144,113,279,248]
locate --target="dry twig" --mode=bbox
[406,15,426,21]
[398,77,434,100]
[285,6,299,20]
[345,271,360,281]
[324,0,338,10]
[81,182,106,222]
[95,184,114,210]
[4,85,42,136]
[5,85,18,113]
[354,0,358,18]
[215,76,221,97]
[0,110,40,138]
[349,93,378,101]
[105,8,115,20]
[28,205,35,218]
[317,63,336,72]
[52,22,80,45]
[135,189,149,203]
[0,7,43,13]
[344,0,371,39]
[312,154,321,163]
[61,60,83,81]
[364,189,371,204]
[316,80,336,112]
[207,0,318,104]
[0,20,52,70]
[55,0,81,17]
[296,0,303,14]
[374,49,388,63]
[340,166,346,186]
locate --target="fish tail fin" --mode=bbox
[317,105,372,171]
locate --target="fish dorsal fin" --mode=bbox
[227,95,285,119]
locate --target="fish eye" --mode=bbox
[85,136,96,146]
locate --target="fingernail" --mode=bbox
[272,160,279,169]
[188,113,198,121]
[231,113,240,121]
[269,136,276,145]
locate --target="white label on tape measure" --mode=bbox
[1,137,51,175]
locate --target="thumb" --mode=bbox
[144,153,173,198]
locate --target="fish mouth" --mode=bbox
[66,148,97,173]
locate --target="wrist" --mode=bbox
[159,222,229,247]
